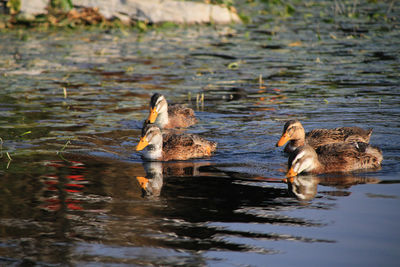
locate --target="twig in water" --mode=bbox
[259,74,267,89]
[195,93,205,110]
[57,140,71,155]
[57,140,71,161]
[21,131,31,136]
[351,0,358,17]
[6,152,12,169]
[0,137,3,158]
[387,0,394,15]
[0,138,12,169]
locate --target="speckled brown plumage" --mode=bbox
[306,127,373,148]
[277,120,373,153]
[161,132,217,161]
[288,142,382,175]
[165,104,197,129]
[137,124,216,161]
[147,93,197,129]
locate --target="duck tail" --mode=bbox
[366,128,373,142]
[357,145,383,170]
[209,141,218,153]
[366,145,383,166]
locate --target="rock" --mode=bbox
[15,0,240,24]
[20,0,48,15]
[73,0,241,24]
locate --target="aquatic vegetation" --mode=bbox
[258,0,297,17]
[6,0,20,15]
[50,0,73,11]
[227,61,240,70]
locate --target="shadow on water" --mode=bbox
[2,150,398,265]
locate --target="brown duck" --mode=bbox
[146,93,197,129]
[276,120,372,153]
[136,124,216,161]
[286,142,383,177]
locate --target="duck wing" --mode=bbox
[168,105,197,128]
[317,142,382,172]
[162,133,216,161]
[306,127,372,148]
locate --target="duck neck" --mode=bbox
[287,138,306,152]
[142,143,163,161]
[142,133,163,161]
[293,125,306,149]
[156,109,169,129]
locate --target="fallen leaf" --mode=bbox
[288,41,302,47]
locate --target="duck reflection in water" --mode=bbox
[284,174,381,201]
[136,161,213,198]
[136,161,164,197]
[284,175,319,201]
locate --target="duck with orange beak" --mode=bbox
[136,124,216,161]
[286,142,382,178]
[146,93,197,129]
[276,120,372,154]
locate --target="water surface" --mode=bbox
[0,0,400,266]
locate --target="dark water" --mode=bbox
[1,1,400,266]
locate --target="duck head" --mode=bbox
[146,93,168,127]
[136,124,163,160]
[276,120,306,148]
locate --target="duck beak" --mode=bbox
[136,176,149,190]
[136,137,149,151]
[146,107,158,123]
[286,167,298,178]
[276,133,290,147]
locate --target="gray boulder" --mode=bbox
[20,0,48,15]
[74,0,240,24]
[17,0,241,24]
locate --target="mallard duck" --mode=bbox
[286,142,383,177]
[136,124,217,161]
[276,120,372,153]
[146,93,197,129]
